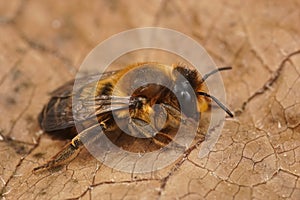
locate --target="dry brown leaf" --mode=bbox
[0,0,299,199]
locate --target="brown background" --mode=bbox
[0,0,300,199]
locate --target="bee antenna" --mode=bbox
[197,91,234,117]
[200,66,232,83]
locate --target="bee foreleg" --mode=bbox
[128,118,158,138]
[153,103,189,150]
[160,103,186,128]
[128,117,185,150]
[127,119,170,147]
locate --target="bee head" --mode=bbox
[172,65,200,117]
[172,65,234,118]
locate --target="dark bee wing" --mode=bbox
[39,70,133,133]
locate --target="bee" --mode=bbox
[34,62,233,172]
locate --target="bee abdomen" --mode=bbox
[38,96,77,139]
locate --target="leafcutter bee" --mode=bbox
[34,62,233,172]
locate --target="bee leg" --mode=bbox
[127,119,168,148]
[158,103,189,131]
[128,118,185,150]
[32,136,83,173]
[33,122,110,173]
[152,103,189,149]
[128,118,158,138]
